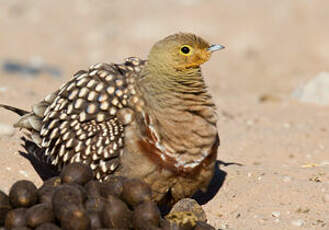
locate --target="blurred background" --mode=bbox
[0,0,328,100]
[0,1,328,229]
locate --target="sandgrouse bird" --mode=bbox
[0,33,224,203]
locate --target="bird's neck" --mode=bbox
[137,65,209,110]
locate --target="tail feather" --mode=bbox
[1,103,43,135]
[1,104,51,177]
[20,137,59,180]
[14,114,34,129]
[0,104,29,116]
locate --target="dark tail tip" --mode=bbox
[0,104,29,116]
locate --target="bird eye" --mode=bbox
[180,45,192,56]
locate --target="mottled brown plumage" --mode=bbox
[0,33,224,203]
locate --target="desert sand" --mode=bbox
[0,1,328,229]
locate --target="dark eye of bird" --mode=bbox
[181,46,190,54]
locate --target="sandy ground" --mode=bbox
[0,1,328,229]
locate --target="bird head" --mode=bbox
[147,33,224,74]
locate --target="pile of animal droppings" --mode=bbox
[0,162,215,230]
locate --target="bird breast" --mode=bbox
[128,90,219,176]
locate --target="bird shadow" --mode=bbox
[19,137,59,181]
[192,160,242,205]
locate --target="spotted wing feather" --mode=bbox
[27,58,145,180]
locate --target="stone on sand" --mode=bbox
[0,123,14,137]
[292,72,329,105]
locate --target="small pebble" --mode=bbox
[291,219,305,227]
[18,170,29,178]
[169,198,207,222]
[258,94,281,103]
[318,144,325,150]
[0,123,15,137]
[220,223,229,229]
[246,120,254,126]
[320,161,329,166]
[283,176,291,182]
[283,123,291,129]
[322,194,329,203]
[271,211,280,218]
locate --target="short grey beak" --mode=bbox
[208,44,225,52]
